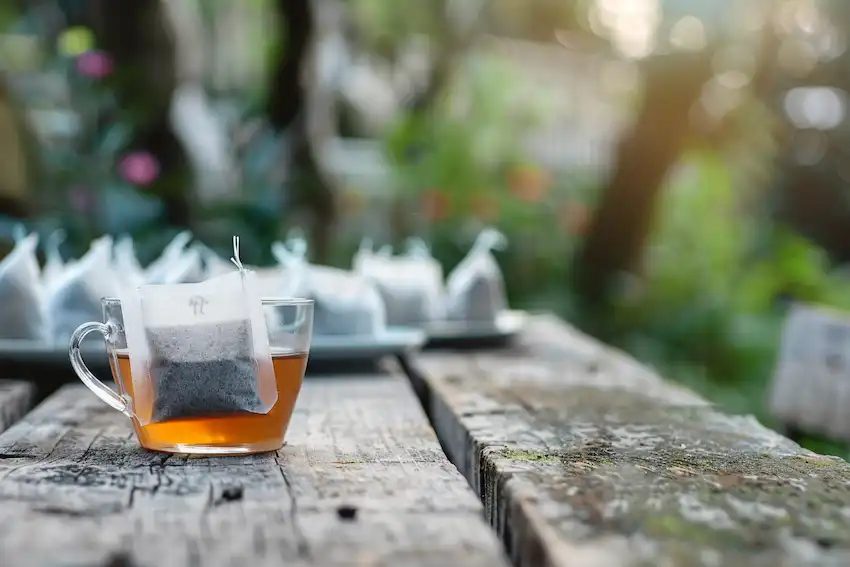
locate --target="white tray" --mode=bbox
[425,310,527,347]
[0,327,426,369]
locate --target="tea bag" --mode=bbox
[352,238,444,326]
[193,243,235,279]
[0,232,50,341]
[121,236,276,424]
[144,231,203,284]
[47,235,119,344]
[272,236,386,336]
[271,235,311,297]
[112,235,146,290]
[42,229,67,294]
[445,228,508,323]
[165,246,204,284]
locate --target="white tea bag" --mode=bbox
[112,235,146,290]
[445,228,508,323]
[47,235,118,344]
[0,233,49,341]
[144,230,196,284]
[272,236,386,336]
[352,237,444,326]
[271,235,311,298]
[193,242,236,280]
[42,229,66,294]
[121,237,276,425]
[160,246,204,284]
[309,264,387,336]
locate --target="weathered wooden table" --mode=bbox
[0,372,508,567]
[410,315,850,567]
[3,314,850,567]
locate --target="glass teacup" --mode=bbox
[69,297,313,454]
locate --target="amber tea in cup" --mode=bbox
[70,297,313,454]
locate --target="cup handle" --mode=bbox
[69,321,129,415]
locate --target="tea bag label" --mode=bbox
[189,295,209,316]
[140,272,251,327]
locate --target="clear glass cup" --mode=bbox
[69,297,313,455]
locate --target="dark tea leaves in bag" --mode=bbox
[147,319,266,422]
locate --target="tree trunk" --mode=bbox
[87,0,192,229]
[0,76,35,218]
[572,51,713,309]
[269,0,336,263]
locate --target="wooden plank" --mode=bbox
[0,374,508,567]
[0,380,34,434]
[410,314,850,567]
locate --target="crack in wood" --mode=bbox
[102,551,136,567]
[277,455,311,560]
[0,453,33,459]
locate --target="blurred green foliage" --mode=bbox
[381,58,850,458]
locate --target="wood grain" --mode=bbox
[411,314,850,567]
[0,374,508,567]
[0,380,34,435]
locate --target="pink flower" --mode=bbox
[75,50,114,79]
[119,152,160,186]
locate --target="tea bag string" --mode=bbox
[474,227,507,254]
[405,237,431,258]
[12,223,26,243]
[230,235,246,273]
[46,229,66,261]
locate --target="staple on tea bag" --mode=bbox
[47,235,118,344]
[272,236,385,336]
[352,237,444,326]
[0,232,49,341]
[445,228,508,323]
[122,236,276,425]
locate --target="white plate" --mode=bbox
[425,310,527,345]
[309,327,426,360]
